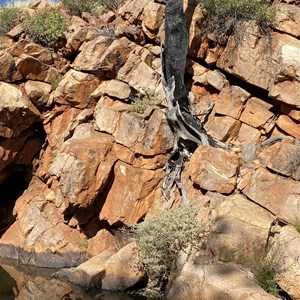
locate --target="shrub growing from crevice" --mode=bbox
[220,246,282,296]
[22,8,69,48]
[197,0,275,43]
[0,5,23,34]
[133,204,209,291]
[131,89,165,114]
[61,0,124,17]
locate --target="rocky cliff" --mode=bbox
[0,0,299,299]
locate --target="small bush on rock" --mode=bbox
[131,89,165,114]
[22,8,68,48]
[198,0,275,43]
[0,5,22,34]
[133,204,208,285]
[61,0,124,17]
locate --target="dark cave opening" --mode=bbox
[0,122,46,238]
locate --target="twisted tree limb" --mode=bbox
[161,0,227,202]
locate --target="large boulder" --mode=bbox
[207,194,274,261]
[55,243,145,290]
[167,261,278,300]
[242,168,300,222]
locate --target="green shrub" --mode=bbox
[131,89,165,114]
[133,204,207,283]
[198,0,275,42]
[291,218,300,234]
[222,246,281,296]
[61,0,123,17]
[0,5,22,34]
[249,252,280,296]
[22,8,68,48]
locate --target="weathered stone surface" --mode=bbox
[55,243,145,290]
[23,42,53,64]
[99,161,163,226]
[207,194,274,261]
[269,34,300,107]
[94,97,123,135]
[118,46,161,90]
[242,168,300,221]
[238,123,261,143]
[207,70,229,91]
[259,142,300,180]
[118,0,148,24]
[73,36,113,71]
[0,51,22,82]
[49,124,116,213]
[215,85,250,119]
[187,146,239,194]
[217,22,300,107]
[276,115,300,138]
[274,3,300,38]
[65,24,88,53]
[142,2,164,39]
[51,69,100,108]
[205,115,241,142]
[0,82,40,138]
[105,79,132,100]
[114,109,173,156]
[24,80,52,102]
[268,224,300,299]
[74,36,136,78]
[16,54,58,82]
[87,229,117,258]
[0,178,87,268]
[168,261,277,300]
[239,97,273,128]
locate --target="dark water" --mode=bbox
[0,259,148,300]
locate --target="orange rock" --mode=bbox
[51,69,100,108]
[205,115,241,142]
[188,145,240,194]
[238,122,261,143]
[276,115,300,138]
[100,161,163,226]
[240,97,273,128]
[242,168,300,221]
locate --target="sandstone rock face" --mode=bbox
[99,161,163,226]
[74,36,136,78]
[259,142,300,180]
[51,70,100,108]
[16,54,58,83]
[0,82,40,138]
[0,178,87,268]
[55,243,145,290]
[0,51,22,82]
[187,146,239,194]
[217,22,300,108]
[269,224,300,300]
[207,194,273,261]
[167,262,277,300]
[242,168,300,221]
[0,2,299,299]
[49,124,116,213]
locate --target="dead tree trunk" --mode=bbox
[161,0,226,202]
